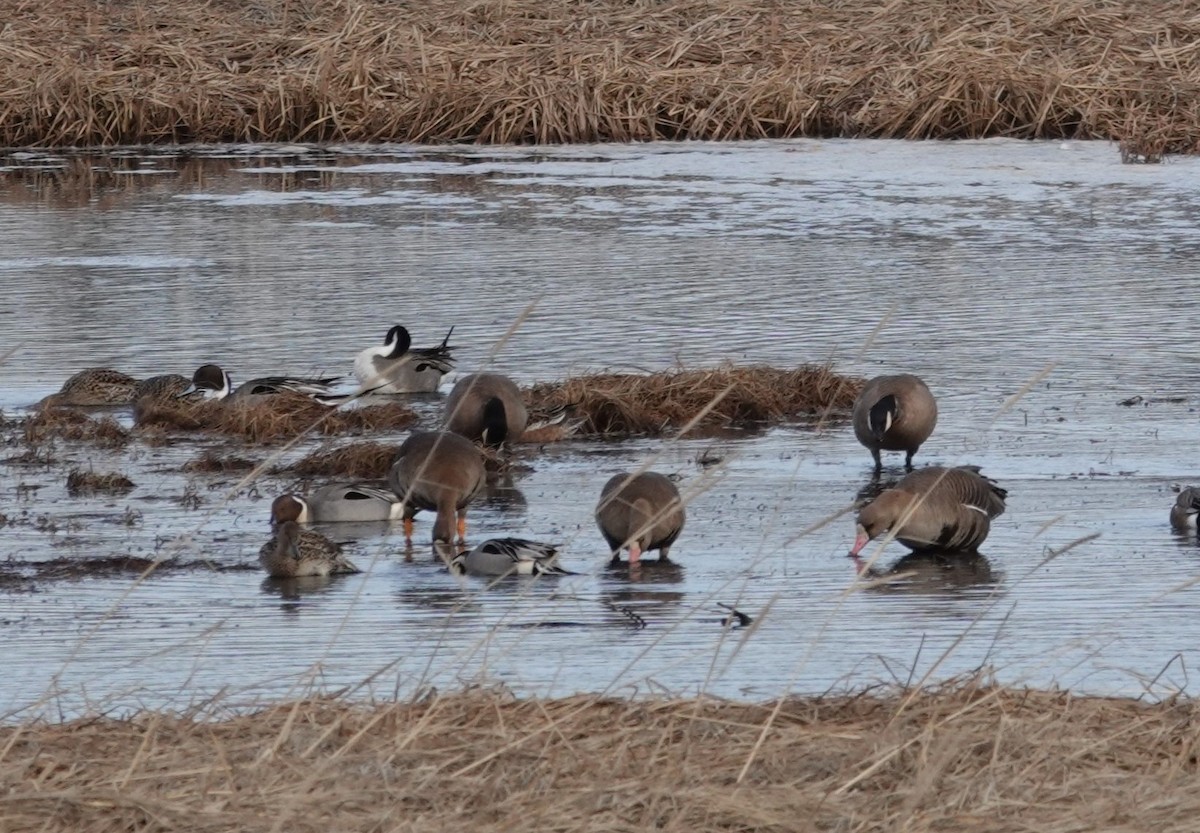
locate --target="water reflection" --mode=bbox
[854,550,1000,596]
[259,575,338,606]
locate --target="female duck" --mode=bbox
[40,368,138,407]
[259,520,361,578]
[354,325,455,394]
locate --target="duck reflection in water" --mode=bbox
[260,574,338,608]
[851,550,999,595]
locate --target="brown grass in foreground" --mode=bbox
[275,441,403,479]
[134,395,415,444]
[1,0,1199,153]
[526,364,862,437]
[3,682,1199,832]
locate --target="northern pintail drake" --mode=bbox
[258,520,361,578]
[852,374,938,474]
[596,471,686,564]
[354,325,455,394]
[850,465,1006,556]
[179,364,340,402]
[1170,487,1200,531]
[271,484,404,524]
[387,430,486,546]
[40,368,138,407]
[450,538,572,577]
[444,372,527,447]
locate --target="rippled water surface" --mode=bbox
[3,138,1200,717]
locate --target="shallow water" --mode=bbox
[2,138,1200,717]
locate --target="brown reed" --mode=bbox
[525,364,862,437]
[0,0,1198,153]
[22,408,130,448]
[65,468,135,495]
[134,395,415,444]
[2,679,1198,832]
[275,441,403,479]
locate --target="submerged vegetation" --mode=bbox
[0,0,1197,154]
[2,680,1198,831]
[527,364,862,437]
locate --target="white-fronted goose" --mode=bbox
[1170,487,1200,531]
[444,372,528,447]
[852,374,938,473]
[271,484,404,525]
[354,325,455,394]
[850,465,1006,555]
[259,520,361,578]
[451,538,572,577]
[387,430,486,545]
[595,471,686,564]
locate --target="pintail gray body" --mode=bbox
[271,484,404,524]
[354,325,455,394]
[451,537,572,577]
[258,520,361,578]
[179,364,341,402]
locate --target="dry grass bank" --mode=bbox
[527,364,861,436]
[0,0,1198,152]
[2,681,1199,832]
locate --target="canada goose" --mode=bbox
[444,372,527,447]
[596,471,686,564]
[852,374,938,473]
[387,430,486,545]
[850,465,1006,555]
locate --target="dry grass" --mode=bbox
[526,364,862,437]
[275,441,403,479]
[22,408,130,449]
[2,680,1199,832]
[0,0,1198,153]
[65,468,135,495]
[134,395,415,444]
[181,450,260,474]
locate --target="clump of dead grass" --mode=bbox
[3,679,1200,831]
[22,407,129,448]
[181,450,260,474]
[134,395,415,444]
[65,468,135,495]
[526,364,862,437]
[2,0,1200,153]
[274,441,402,479]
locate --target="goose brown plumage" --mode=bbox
[387,430,486,545]
[852,374,938,473]
[595,471,686,564]
[850,465,1006,555]
[444,372,528,448]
